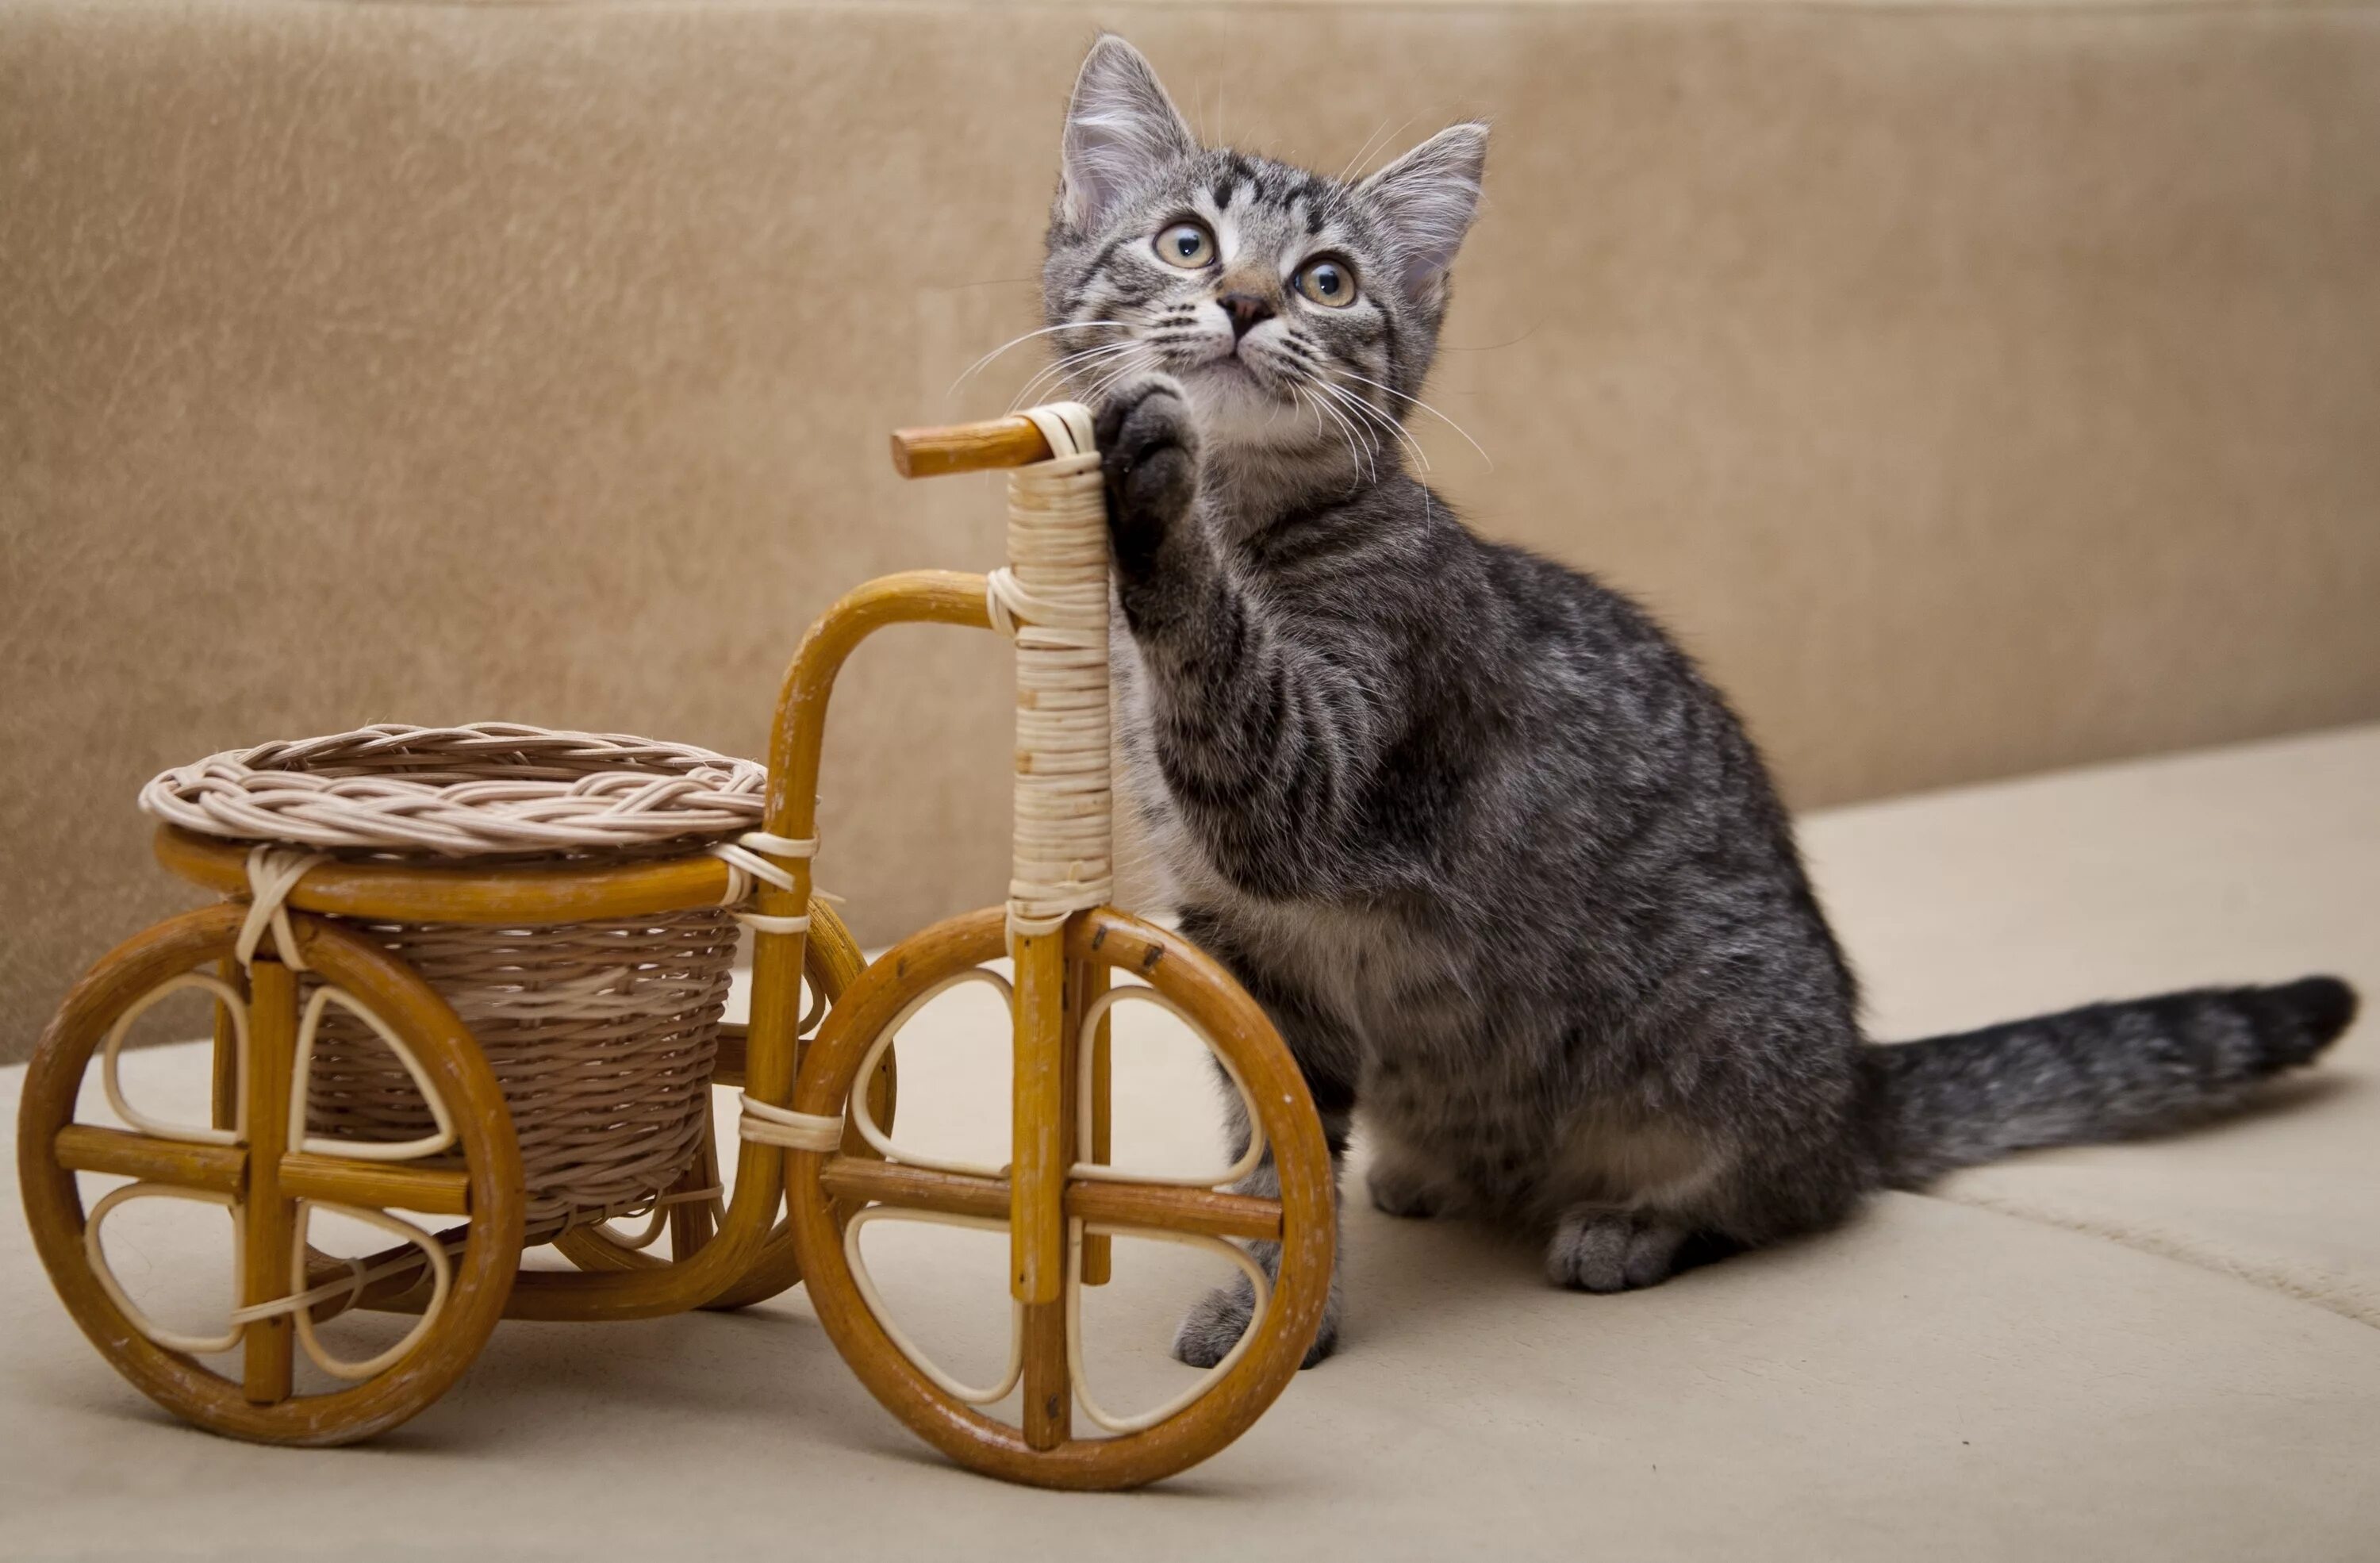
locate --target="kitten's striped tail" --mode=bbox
[1865,976,2356,1187]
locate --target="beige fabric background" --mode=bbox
[6,0,2378,1063]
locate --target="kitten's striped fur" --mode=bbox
[1035,36,2356,1367]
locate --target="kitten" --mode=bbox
[1036,36,2357,1367]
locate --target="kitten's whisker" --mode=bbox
[1342,387,1428,473]
[1289,386,1349,480]
[1333,370,1492,468]
[1037,341,1143,377]
[1301,379,1376,485]
[1011,340,1148,405]
[949,320,1122,398]
[1008,359,1105,413]
[1318,377,1429,473]
[1010,341,1144,406]
[1074,348,1157,409]
[1332,386,1430,475]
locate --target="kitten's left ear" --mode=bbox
[1059,36,1200,230]
[1357,122,1489,308]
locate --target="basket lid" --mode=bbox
[140,723,766,858]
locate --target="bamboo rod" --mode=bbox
[1081,960,1112,1287]
[240,959,298,1404]
[1024,926,1083,1449]
[1012,929,1067,1307]
[667,1098,721,1259]
[889,416,1054,479]
[211,958,244,1135]
[1022,1298,1069,1450]
[155,826,738,927]
[278,1154,470,1217]
[712,1021,748,1090]
[765,572,991,853]
[1063,1179,1283,1242]
[55,1125,244,1196]
[816,1157,1284,1244]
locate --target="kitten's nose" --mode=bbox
[1217,291,1276,339]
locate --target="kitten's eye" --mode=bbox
[1154,221,1216,268]
[1294,258,1357,308]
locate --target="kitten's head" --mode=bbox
[1041,36,1486,474]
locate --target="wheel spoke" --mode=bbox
[1022,1295,1069,1449]
[1067,1179,1280,1243]
[56,1125,244,1196]
[817,1156,1282,1244]
[278,1154,470,1216]
[55,1127,465,1218]
[241,958,300,1404]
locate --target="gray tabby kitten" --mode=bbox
[1037,36,2357,1368]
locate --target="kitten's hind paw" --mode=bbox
[1545,1211,1689,1293]
[1365,1159,1452,1219]
[1172,1274,1338,1369]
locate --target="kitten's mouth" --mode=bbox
[1178,350,1289,404]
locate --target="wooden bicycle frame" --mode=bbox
[29,409,1334,1480]
[148,415,1078,1328]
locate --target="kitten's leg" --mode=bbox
[1541,1000,1873,1294]
[1540,1116,1856,1293]
[1172,1066,1353,1370]
[1173,1157,1342,1371]
[1172,941,1359,1370]
[1092,378,1412,904]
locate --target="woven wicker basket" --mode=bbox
[142,724,766,1232]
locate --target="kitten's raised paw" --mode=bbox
[1545,1211,1688,1293]
[1092,375,1198,576]
[1172,1274,1338,1369]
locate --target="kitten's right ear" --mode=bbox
[1059,35,1198,230]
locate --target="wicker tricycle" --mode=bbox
[17,404,1334,1489]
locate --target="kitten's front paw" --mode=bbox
[1173,1273,1338,1370]
[1093,374,1198,578]
[1545,1211,1688,1293]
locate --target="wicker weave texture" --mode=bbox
[140,723,764,857]
[303,911,735,1228]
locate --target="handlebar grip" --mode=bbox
[889,416,1058,479]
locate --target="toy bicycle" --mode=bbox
[17,404,1334,1489]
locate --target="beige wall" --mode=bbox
[6,0,2378,1062]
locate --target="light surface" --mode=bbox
[6,726,2378,1557]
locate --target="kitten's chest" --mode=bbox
[1111,639,1447,1043]
[1109,625,1219,907]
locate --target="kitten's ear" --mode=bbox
[1059,35,1199,230]
[1357,122,1489,307]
